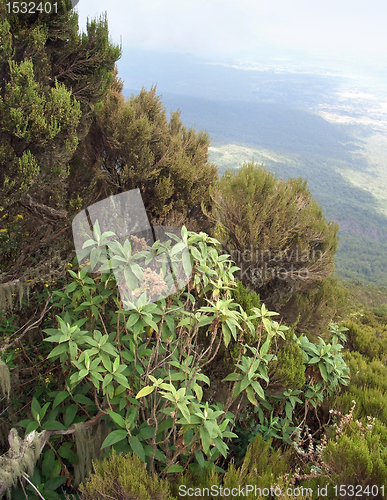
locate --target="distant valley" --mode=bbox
[121,50,387,286]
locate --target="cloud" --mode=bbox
[75,0,387,58]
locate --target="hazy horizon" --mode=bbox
[75,0,387,81]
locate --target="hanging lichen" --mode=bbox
[0,429,42,498]
[73,420,107,487]
[0,359,11,399]
[0,283,13,312]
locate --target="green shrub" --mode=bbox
[344,351,387,393]
[373,303,387,319]
[268,328,305,392]
[323,432,387,487]
[231,280,261,318]
[338,387,387,426]
[174,434,297,500]
[283,275,349,337]
[343,314,387,362]
[336,351,387,425]
[79,451,175,500]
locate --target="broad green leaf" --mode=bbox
[240,376,250,392]
[64,405,78,427]
[31,397,41,422]
[102,373,113,390]
[40,402,51,421]
[128,435,146,462]
[138,425,155,440]
[233,381,242,399]
[166,464,184,473]
[101,429,128,449]
[213,437,228,458]
[197,315,215,328]
[177,402,191,422]
[260,340,270,357]
[44,476,66,491]
[157,417,173,433]
[285,402,293,421]
[262,317,272,335]
[107,409,126,429]
[196,373,210,385]
[72,394,94,405]
[65,281,79,294]
[143,316,159,331]
[246,386,258,406]
[222,322,231,347]
[199,426,211,455]
[136,385,155,399]
[225,318,237,341]
[52,391,70,409]
[182,250,192,277]
[192,383,203,402]
[58,443,78,464]
[318,361,328,382]
[47,343,68,359]
[25,420,39,435]
[194,449,205,468]
[126,313,140,328]
[43,333,62,343]
[113,372,130,388]
[69,340,78,360]
[42,449,55,479]
[251,380,265,400]
[41,420,66,430]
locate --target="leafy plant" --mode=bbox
[37,226,313,477]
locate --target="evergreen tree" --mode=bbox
[208,162,341,333]
[0,1,120,281]
[70,84,218,230]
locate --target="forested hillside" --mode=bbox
[120,51,387,287]
[1,3,387,499]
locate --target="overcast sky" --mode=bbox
[75,0,387,62]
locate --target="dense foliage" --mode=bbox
[0,227,351,498]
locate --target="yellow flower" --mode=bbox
[44,283,49,287]
[0,228,8,233]
[67,262,73,268]
[44,377,50,385]
[15,214,23,220]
